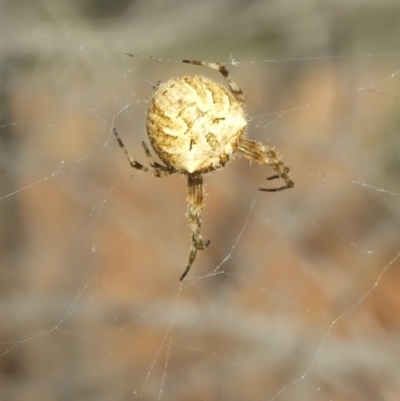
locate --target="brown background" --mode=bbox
[1,1,400,400]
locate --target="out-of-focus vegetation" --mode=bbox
[1,1,400,400]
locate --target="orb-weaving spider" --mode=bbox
[113,59,294,280]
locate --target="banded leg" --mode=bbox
[182,60,245,105]
[237,138,294,192]
[180,173,210,280]
[113,127,175,177]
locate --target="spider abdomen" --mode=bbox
[147,75,247,174]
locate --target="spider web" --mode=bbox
[1,2,400,400]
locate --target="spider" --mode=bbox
[113,59,294,280]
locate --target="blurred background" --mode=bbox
[1,1,400,400]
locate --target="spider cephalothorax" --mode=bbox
[113,59,294,280]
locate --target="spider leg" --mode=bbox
[180,173,210,281]
[140,141,175,173]
[237,138,294,192]
[113,127,175,177]
[182,59,245,106]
